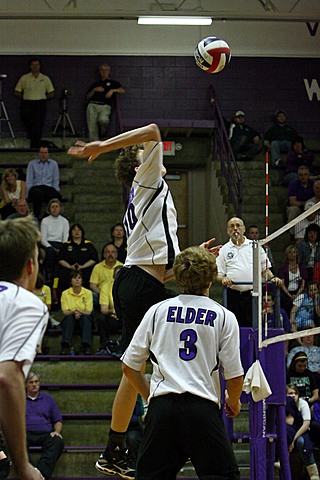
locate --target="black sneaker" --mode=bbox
[95,452,135,479]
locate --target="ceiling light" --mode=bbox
[138,16,212,26]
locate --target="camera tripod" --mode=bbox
[53,92,76,146]
[0,75,15,140]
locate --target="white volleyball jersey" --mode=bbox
[122,294,244,405]
[0,282,49,377]
[124,141,180,267]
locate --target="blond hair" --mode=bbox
[2,168,18,190]
[173,246,217,295]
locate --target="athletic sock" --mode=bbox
[104,429,126,461]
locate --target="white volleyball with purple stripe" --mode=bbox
[194,36,231,73]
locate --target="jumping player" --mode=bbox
[68,124,217,479]
[0,217,49,480]
[122,246,244,480]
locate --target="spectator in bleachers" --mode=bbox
[6,198,39,227]
[264,109,298,167]
[287,330,320,376]
[287,351,319,405]
[26,371,64,480]
[226,110,261,161]
[41,198,69,287]
[110,222,127,264]
[247,224,275,272]
[294,201,320,243]
[58,223,98,292]
[284,384,320,480]
[86,63,125,141]
[278,244,308,315]
[26,145,62,219]
[0,168,26,219]
[287,165,314,232]
[283,136,317,185]
[309,180,320,205]
[89,243,123,299]
[297,224,320,281]
[262,292,291,332]
[60,271,93,355]
[97,265,123,356]
[290,281,320,331]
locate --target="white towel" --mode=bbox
[243,360,272,402]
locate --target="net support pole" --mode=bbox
[252,240,261,335]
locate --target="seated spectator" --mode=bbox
[297,224,320,280]
[60,271,93,355]
[41,198,69,286]
[309,179,320,205]
[26,145,62,219]
[287,351,319,405]
[32,272,52,354]
[90,243,123,305]
[287,165,314,232]
[0,168,26,219]
[283,136,317,185]
[294,201,320,243]
[6,198,39,228]
[287,330,320,375]
[58,223,98,292]
[264,109,298,166]
[110,222,127,264]
[290,281,320,331]
[278,244,308,315]
[97,265,123,356]
[285,384,319,480]
[247,224,275,272]
[26,371,64,480]
[262,292,291,331]
[226,110,261,161]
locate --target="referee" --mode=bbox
[216,217,282,327]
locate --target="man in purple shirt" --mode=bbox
[26,146,62,219]
[287,165,314,233]
[26,372,64,479]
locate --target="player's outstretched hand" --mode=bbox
[199,237,222,257]
[68,140,103,164]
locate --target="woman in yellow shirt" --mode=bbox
[60,271,93,355]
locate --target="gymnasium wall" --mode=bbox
[0,18,319,139]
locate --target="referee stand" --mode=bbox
[221,275,291,478]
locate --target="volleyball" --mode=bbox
[194,36,231,74]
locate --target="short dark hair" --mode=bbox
[69,223,85,242]
[304,223,320,241]
[69,269,83,282]
[29,57,41,66]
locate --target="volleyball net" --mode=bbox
[254,200,320,350]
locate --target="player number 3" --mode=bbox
[179,329,197,361]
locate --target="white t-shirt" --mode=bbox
[298,397,311,421]
[0,282,49,377]
[122,294,244,405]
[216,237,270,291]
[124,141,180,267]
[40,215,69,248]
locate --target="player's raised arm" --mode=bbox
[68,123,161,164]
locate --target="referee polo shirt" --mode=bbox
[216,237,270,292]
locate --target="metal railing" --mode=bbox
[208,84,243,217]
